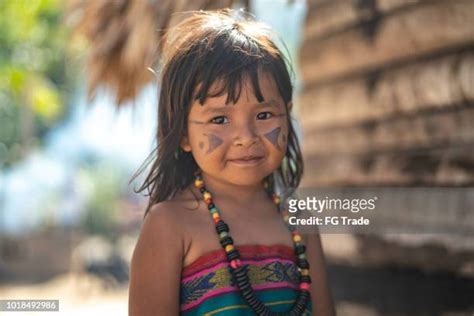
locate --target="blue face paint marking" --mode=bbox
[264,127,282,151]
[204,133,223,154]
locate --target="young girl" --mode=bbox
[129,10,335,316]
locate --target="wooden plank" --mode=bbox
[302,106,474,155]
[305,0,428,40]
[302,143,474,186]
[377,0,427,12]
[296,187,474,235]
[322,234,474,273]
[326,234,474,274]
[304,0,361,40]
[298,53,474,128]
[300,0,474,84]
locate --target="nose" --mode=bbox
[233,122,259,147]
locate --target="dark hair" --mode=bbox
[133,9,303,216]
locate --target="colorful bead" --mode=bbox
[225,244,234,252]
[293,234,302,243]
[194,179,204,188]
[295,245,306,255]
[213,216,221,224]
[230,259,241,269]
[203,192,212,200]
[220,236,233,247]
[219,231,228,238]
[299,282,310,291]
[272,195,281,204]
[216,221,229,233]
[226,249,240,260]
[300,275,312,284]
[300,269,310,276]
[209,207,218,214]
[298,253,306,260]
[298,259,310,269]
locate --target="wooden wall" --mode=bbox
[299,0,474,187]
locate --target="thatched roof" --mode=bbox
[67,0,247,105]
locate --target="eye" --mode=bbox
[210,116,229,124]
[256,112,274,120]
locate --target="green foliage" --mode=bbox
[0,0,77,169]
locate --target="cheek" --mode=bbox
[259,120,289,152]
[191,127,232,157]
[205,133,223,154]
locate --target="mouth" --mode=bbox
[228,155,264,166]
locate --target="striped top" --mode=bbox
[180,244,312,315]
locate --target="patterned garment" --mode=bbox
[180,244,312,315]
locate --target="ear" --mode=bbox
[180,136,192,152]
[286,101,293,113]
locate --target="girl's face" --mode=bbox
[181,72,291,187]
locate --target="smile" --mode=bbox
[228,156,264,166]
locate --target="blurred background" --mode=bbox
[0,0,473,315]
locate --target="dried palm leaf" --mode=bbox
[67,0,244,105]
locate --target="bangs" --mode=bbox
[194,65,264,106]
[190,30,291,106]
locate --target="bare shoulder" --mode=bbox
[135,203,180,250]
[146,199,189,231]
[146,186,201,224]
[139,189,206,255]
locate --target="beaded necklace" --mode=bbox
[194,171,311,316]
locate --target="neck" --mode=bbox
[200,172,268,205]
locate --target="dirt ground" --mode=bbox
[0,273,128,316]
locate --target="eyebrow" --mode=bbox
[202,99,281,114]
